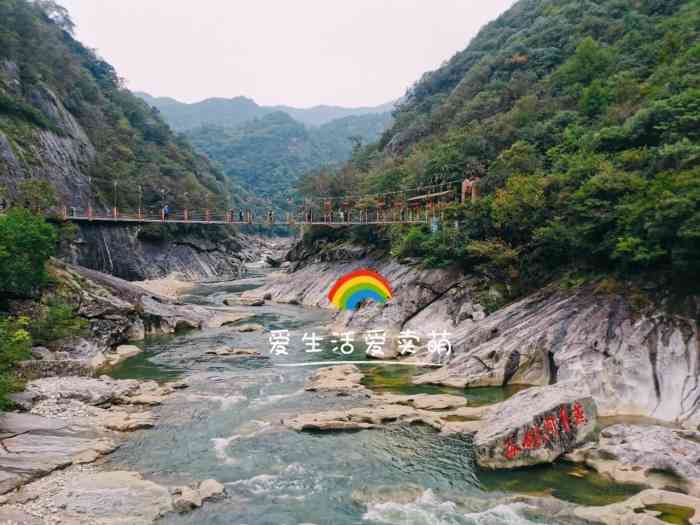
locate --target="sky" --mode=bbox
[58,0,517,108]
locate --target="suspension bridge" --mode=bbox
[54,178,480,228]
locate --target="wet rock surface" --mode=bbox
[568,424,700,496]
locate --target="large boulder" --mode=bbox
[473,382,597,469]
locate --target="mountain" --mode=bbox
[0,1,229,213]
[136,92,395,130]
[269,100,397,127]
[185,111,392,215]
[299,0,700,295]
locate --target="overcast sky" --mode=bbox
[58,1,517,108]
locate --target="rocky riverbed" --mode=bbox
[3,249,700,524]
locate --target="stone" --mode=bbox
[105,345,143,366]
[569,424,700,496]
[224,296,265,307]
[126,319,146,341]
[7,391,38,411]
[205,346,261,357]
[473,382,597,469]
[30,347,53,361]
[172,485,202,512]
[232,323,264,333]
[198,478,225,501]
[304,365,370,396]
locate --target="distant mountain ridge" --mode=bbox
[135,92,395,130]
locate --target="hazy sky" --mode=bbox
[58,1,517,108]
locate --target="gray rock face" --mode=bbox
[69,223,250,281]
[0,413,117,494]
[243,242,482,339]
[571,424,700,496]
[473,382,597,469]
[416,286,700,427]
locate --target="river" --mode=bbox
[105,267,643,525]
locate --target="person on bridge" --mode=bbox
[163,204,170,221]
[239,209,244,223]
[339,210,345,223]
[267,210,274,224]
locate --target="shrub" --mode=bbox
[0,316,32,408]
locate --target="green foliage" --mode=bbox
[0,0,226,211]
[185,111,391,218]
[0,208,56,298]
[0,316,32,408]
[297,0,700,295]
[29,298,87,346]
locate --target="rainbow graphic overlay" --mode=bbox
[327,268,393,311]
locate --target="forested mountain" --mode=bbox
[0,0,229,212]
[299,0,700,297]
[186,111,392,214]
[137,92,395,130]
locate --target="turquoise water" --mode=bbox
[105,273,642,524]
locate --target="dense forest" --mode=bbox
[185,111,392,215]
[0,0,229,211]
[299,0,700,299]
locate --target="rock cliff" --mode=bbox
[248,241,700,428]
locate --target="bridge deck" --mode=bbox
[65,216,428,226]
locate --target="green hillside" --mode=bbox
[299,0,700,296]
[186,111,392,216]
[0,0,228,211]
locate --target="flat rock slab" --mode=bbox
[43,470,172,525]
[304,365,371,396]
[570,424,700,496]
[372,393,468,410]
[0,413,117,494]
[575,489,700,525]
[474,382,597,469]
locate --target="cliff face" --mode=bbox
[0,2,245,281]
[65,223,252,281]
[246,241,700,428]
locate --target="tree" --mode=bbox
[0,208,57,297]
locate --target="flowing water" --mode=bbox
[106,268,644,525]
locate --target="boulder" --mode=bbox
[232,323,264,333]
[172,485,202,512]
[473,382,597,469]
[198,478,225,501]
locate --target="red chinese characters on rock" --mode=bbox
[502,402,588,460]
